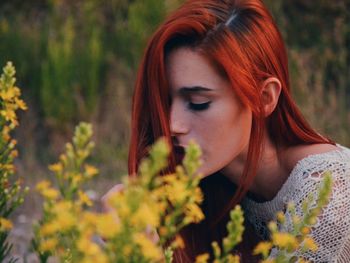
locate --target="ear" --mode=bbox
[260,77,282,117]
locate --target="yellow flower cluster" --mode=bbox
[33,127,205,262]
[0,62,27,127]
[0,62,28,262]
[102,139,205,261]
[33,123,103,262]
[0,217,13,231]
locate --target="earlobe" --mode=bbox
[261,77,282,117]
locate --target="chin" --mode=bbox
[196,165,215,178]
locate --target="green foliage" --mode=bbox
[114,0,167,68]
[40,2,104,127]
[0,17,43,102]
[264,0,350,145]
[41,16,76,125]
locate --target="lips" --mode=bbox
[173,145,185,164]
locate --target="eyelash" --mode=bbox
[188,101,211,111]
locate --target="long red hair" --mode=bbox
[128,0,333,261]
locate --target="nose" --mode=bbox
[170,101,189,137]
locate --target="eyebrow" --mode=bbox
[177,86,213,96]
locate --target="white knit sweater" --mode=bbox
[242,145,350,262]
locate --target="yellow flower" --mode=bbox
[133,233,163,261]
[1,163,14,173]
[49,163,63,173]
[195,253,209,263]
[108,192,130,218]
[227,254,240,263]
[96,213,120,238]
[55,212,76,231]
[301,226,311,235]
[253,241,272,258]
[59,153,67,164]
[0,217,13,230]
[0,163,15,173]
[81,212,98,225]
[1,109,16,123]
[12,86,21,97]
[184,203,204,223]
[159,226,168,236]
[36,180,51,191]
[10,149,18,158]
[303,236,318,252]
[77,235,101,256]
[14,98,27,110]
[173,235,185,249]
[0,89,15,100]
[272,232,298,250]
[122,245,133,257]
[41,188,60,200]
[36,180,60,200]
[131,203,160,228]
[78,190,93,206]
[2,125,10,141]
[84,164,98,178]
[194,187,203,203]
[163,175,189,204]
[40,222,60,236]
[39,238,58,252]
[53,200,73,213]
[71,173,82,185]
[276,211,285,223]
[162,174,177,184]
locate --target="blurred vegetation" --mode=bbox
[265,0,350,144]
[0,0,349,181]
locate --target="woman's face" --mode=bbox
[166,47,253,178]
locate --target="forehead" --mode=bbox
[165,47,231,94]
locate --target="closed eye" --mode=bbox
[188,101,211,111]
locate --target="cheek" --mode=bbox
[201,108,252,171]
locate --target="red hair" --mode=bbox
[128,0,333,261]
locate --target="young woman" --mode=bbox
[109,0,350,261]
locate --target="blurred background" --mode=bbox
[0,0,349,260]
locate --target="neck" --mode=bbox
[220,130,289,201]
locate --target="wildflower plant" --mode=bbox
[32,122,99,262]
[32,124,206,263]
[253,172,333,263]
[0,61,28,262]
[103,139,205,262]
[195,205,244,263]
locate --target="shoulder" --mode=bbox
[280,143,350,202]
[281,143,348,175]
[280,143,350,208]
